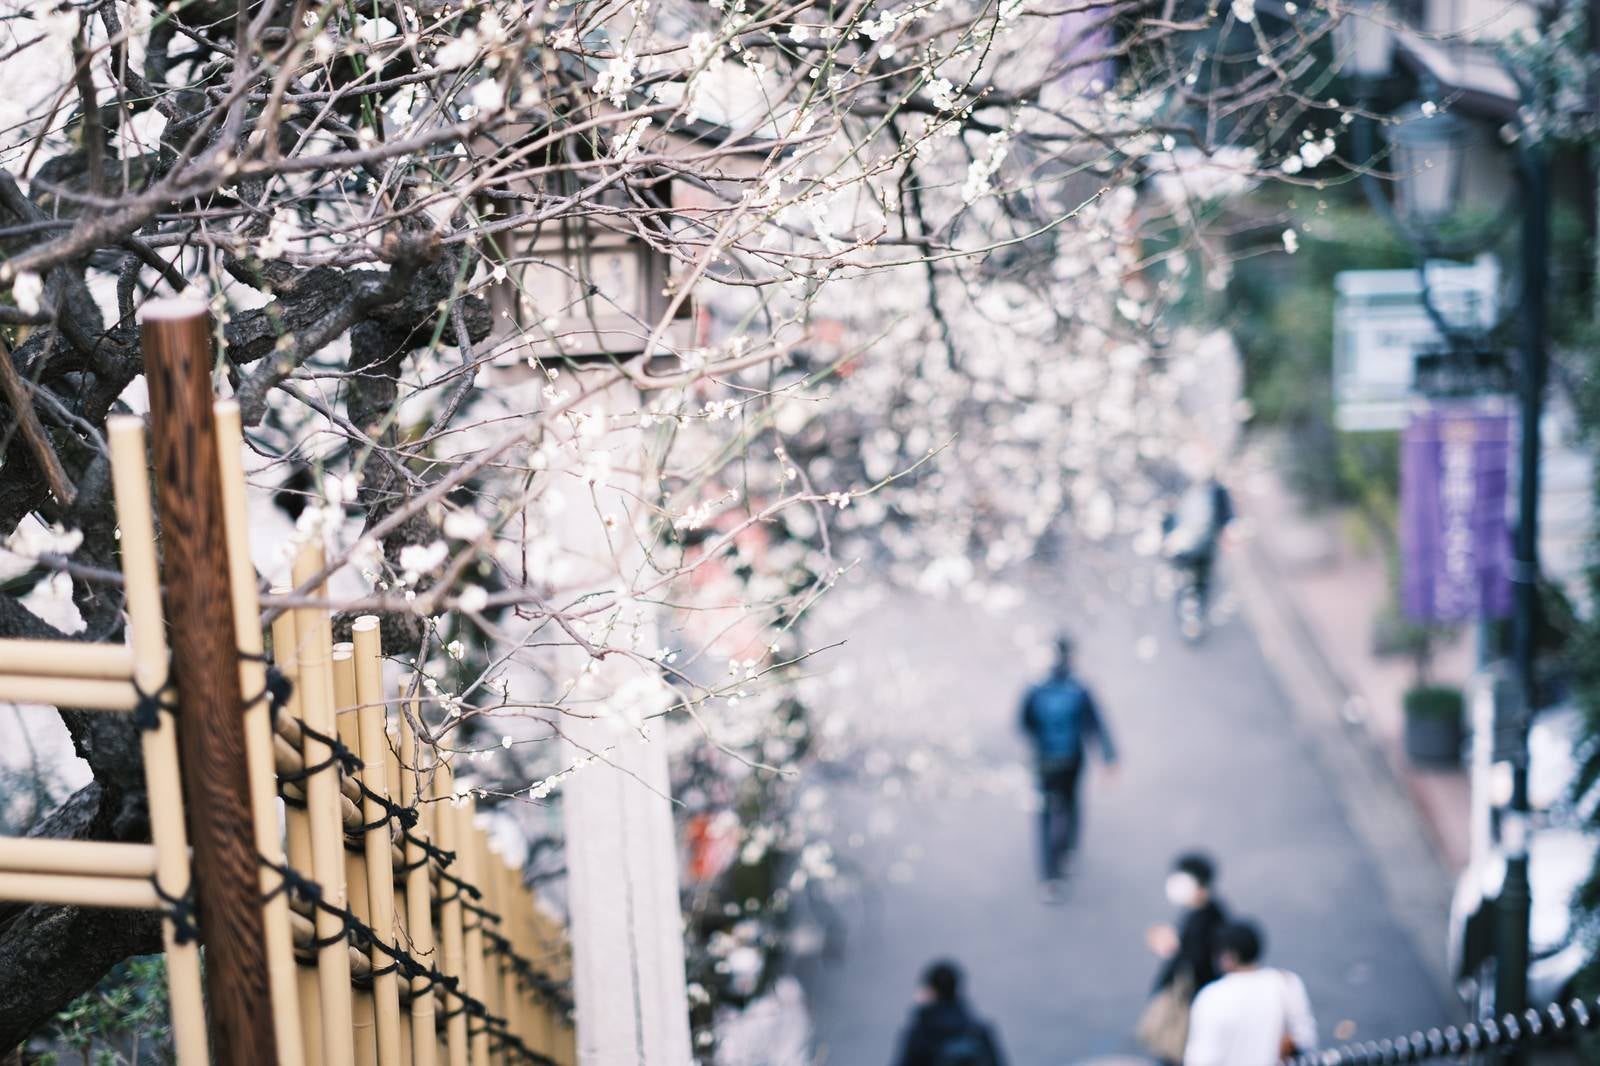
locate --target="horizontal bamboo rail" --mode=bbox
[0,837,158,878]
[0,674,139,710]
[0,640,133,679]
[0,871,161,909]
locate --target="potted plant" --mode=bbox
[1404,684,1466,766]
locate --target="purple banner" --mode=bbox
[1401,405,1512,621]
[1053,10,1115,95]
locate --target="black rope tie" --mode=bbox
[279,722,363,785]
[356,784,418,832]
[255,855,568,1062]
[437,867,481,901]
[401,834,455,871]
[237,652,294,729]
[151,878,200,945]
[462,897,499,924]
[132,681,178,732]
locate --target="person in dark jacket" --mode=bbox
[1146,851,1229,996]
[893,961,1007,1066]
[1019,635,1117,894]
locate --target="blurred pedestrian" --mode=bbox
[1018,634,1117,897]
[1184,920,1316,1066]
[1136,852,1229,1064]
[1162,470,1234,638]
[892,960,1007,1066]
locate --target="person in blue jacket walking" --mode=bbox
[1019,635,1117,896]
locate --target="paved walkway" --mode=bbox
[1235,451,1474,872]
[795,555,1456,1065]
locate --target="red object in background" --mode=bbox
[686,811,740,885]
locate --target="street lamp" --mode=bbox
[1386,103,1478,224]
[1334,0,1395,83]
[1346,27,1548,1056]
[499,216,683,361]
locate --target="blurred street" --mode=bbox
[796,549,1457,1065]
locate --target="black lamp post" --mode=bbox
[1339,3,1547,1049]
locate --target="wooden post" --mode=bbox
[139,298,277,1064]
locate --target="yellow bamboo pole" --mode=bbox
[398,1004,414,1066]
[433,759,469,1066]
[512,875,548,1056]
[107,415,208,1066]
[459,799,491,1066]
[272,597,324,1066]
[539,911,574,1066]
[0,837,157,877]
[400,701,439,1066]
[0,674,138,710]
[214,400,305,1066]
[499,860,526,1061]
[480,849,506,1066]
[288,908,378,977]
[0,872,159,908]
[273,592,326,1062]
[353,617,404,1066]
[384,714,414,1066]
[503,869,529,1054]
[293,544,356,1066]
[427,795,449,1066]
[0,640,132,678]
[335,645,381,1066]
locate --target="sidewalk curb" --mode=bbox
[1230,534,1461,1014]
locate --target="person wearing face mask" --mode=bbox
[1136,852,1228,1064]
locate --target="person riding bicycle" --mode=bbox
[1162,473,1234,624]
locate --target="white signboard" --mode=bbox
[1332,257,1499,431]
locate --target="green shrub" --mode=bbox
[1403,685,1465,721]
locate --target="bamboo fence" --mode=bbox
[0,398,578,1065]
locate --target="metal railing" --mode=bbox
[1288,997,1598,1064]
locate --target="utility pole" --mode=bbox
[541,378,693,1066]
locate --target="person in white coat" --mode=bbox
[1184,920,1316,1066]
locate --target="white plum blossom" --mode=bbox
[613,117,653,161]
[5,521,81,560]
[961,131,1010,203]
[443,509,489,541]
[434,32,482,70]
[469,79,505,116]
[398,540,449,582]
[11,271,41,315]
[581,449,612,486]
[594,51,638,107]
[1282,228,1300,254]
